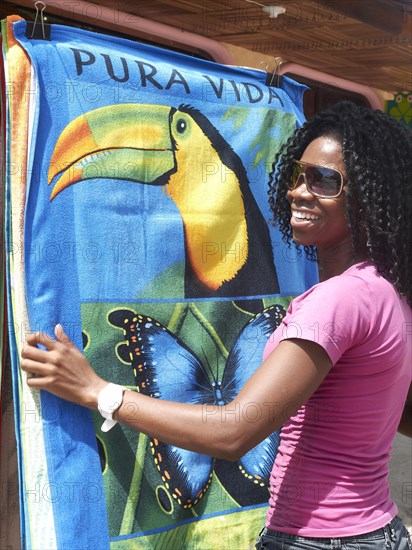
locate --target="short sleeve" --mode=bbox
[279,275,373,365]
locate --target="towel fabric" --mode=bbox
[2,16,317,549]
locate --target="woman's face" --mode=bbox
[287,136,352,251]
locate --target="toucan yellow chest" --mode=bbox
[168,145,248,290]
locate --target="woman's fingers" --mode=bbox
[21,343,51,363]
[54,323,73,345]
[21,327,63,376]
[26,331,58,350]
[20,325,106,408]
[26,374,55,389]
[20,357,54,377]
[23,324,73,364]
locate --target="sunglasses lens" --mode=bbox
[305,166,342,197]
[291,164,304,187]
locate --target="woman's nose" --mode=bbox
[288,176,315,201]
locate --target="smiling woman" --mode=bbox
[21,101,412,549]
[269,101,412,294]
[287,136,352,259]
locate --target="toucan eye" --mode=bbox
[176,119,187,134]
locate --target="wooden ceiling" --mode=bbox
[89,0,411,93]
[3,0,411,93]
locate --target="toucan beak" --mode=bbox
[48,104,176,200]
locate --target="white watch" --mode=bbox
[97,383,127,432]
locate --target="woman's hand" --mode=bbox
[21,324,107,409]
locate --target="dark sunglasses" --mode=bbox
[290,159,345,198]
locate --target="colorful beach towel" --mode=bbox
[2,16,317,549]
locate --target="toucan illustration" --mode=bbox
[48,103,279,298]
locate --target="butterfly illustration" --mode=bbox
[108,304,286,509]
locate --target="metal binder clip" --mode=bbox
[260,61,270,72]
[267,57,284,87]
[30,1,47,39]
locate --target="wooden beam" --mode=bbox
[313,0,404,34]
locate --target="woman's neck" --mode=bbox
[316,238,366,281]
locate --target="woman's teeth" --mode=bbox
[293,211,320,221]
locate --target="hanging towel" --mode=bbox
[2,17,317,549]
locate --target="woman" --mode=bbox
[21,101,412,548]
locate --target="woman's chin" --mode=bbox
[291,232,316,248]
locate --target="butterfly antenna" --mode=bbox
[201,346,218,384]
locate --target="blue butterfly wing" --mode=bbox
[108,309,214,507]
[222,305,286,485]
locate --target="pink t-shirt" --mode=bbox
[263,262,411,537]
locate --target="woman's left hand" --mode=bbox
[21,324,107,409]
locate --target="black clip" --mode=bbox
[25,1,51,40]
[264,57,284,88]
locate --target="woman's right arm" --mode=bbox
[21,326,332,460]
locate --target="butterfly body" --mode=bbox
[213,383,225,406]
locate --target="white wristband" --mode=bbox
[97,383,127,432]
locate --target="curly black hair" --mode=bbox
[268,100,412,306]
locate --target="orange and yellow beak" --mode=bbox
[48,103,176,200]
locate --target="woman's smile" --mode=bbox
[291,208,321,223]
